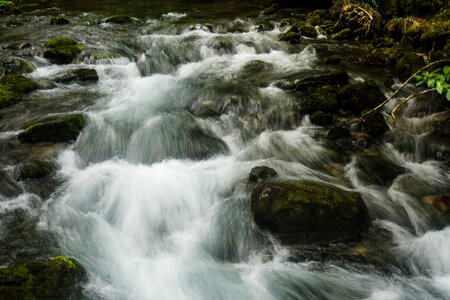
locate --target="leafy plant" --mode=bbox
[415,65,450,100]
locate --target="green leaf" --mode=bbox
[416,80,425,86]
[444,65,450,76]
[437,81,443,94]
[427,79,436,88]
[446,89,450,101]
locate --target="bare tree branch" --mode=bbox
[388,88,436,121]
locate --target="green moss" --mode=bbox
[0,0,13,13]
[0,74,39,94]
[300,85,338,114]
[0,256,86,300]
[331,28,352,40]
[280,31,301,43]
[18,113,86,144]
[44,37,84,65]
[308,15,322,26]
[0,83,21,108]
[18,159,55,180]
[368,47,402,66]
[300,23,317,38]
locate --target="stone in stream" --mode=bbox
[331,28,352,40]
[248,166,278,183]
[274,70,349,91]
[424,194,450,223]
[104,15,133,24]
[53,68,99,83]
[0,73,39,109]
[18,114,86,144]
[336,81,386,114]
[362,111,389,138]
[50,16,70,25]
[16,159,56,180]
[43,37,84,65]
[298,85,338,114]
[0,256,87,300]
[300,23,317,38]
[250,180,370,245]
[280,26,301,44]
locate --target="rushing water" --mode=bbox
[1,1,450,299]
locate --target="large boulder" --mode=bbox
[336,81,386,114]
[43,37,84,65]
[18,114,86,143]
[0,256,86,300]
[251,180,370,244]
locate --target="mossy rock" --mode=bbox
[50,16,70,25]
[300,23,317,38]
[0,73,39,94]
[251,180,370,244]
[336,81,386,114]
[0,256,86,300]
[18,114,86,144]
[17,159,56,180]
[262,3,279,15]
[299,85,338,114]
[280,26,301,43]
[43,37,84,65]
[0,57,36,74]
[0,0,13,14]
[54,68,99,83]
[367,47,403,66]
[307,15,322,26]
[0,83,21,109]
[331,28,352,40]
[104,15,133,24]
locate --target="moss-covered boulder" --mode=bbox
[0,256,86,300]
[0,73,39,94]
[16,159,56,180]
[50,16,70,25]
[300,23,317,38]
[336,81,386,114]
[104,15,133,24]
[299,85,338,114]
[54,68,99,83]
[251,180,370,244]
[0,83,21,109]
[280,26,301,44]
[18,114,86,144]
[43,37,84,65]
[363,112,389,138]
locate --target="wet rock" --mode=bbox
[336,81,386,114]
[104,15,133,24]
[299,85,338,114]
[280,26,301,44]
[0,256,87,300]
[0,57,36,74]
[310,111,334,126]
[54,68,99,83]
[238,60,274,85]
[331,28,352,40]
[0,73,39,94]
[307,15,322,26]
[424,194,450,222]
[355,150,407,186]
[251,180,370,245]
[16,159,56,180]
[190,100,222,118]
[0,83,21,109]
[50,16,69,25]
[0,170,22,198]
[248,166,278,183]
[275,70,349,91]
[43,37,84,65]
[300,23,317,38]
[262,3,279,15]
[327,126,352,140]
[18,114,86,144]
[363,112,389,138]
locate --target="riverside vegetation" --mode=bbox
[1,0,450,299]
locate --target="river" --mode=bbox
[1,1,450,299]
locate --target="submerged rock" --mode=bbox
[18,114,86,143]
[54,68,99,83]
[251,180,370,244]
[43,37,84,65]
[248,166,278,183]
[0,256,86,300]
